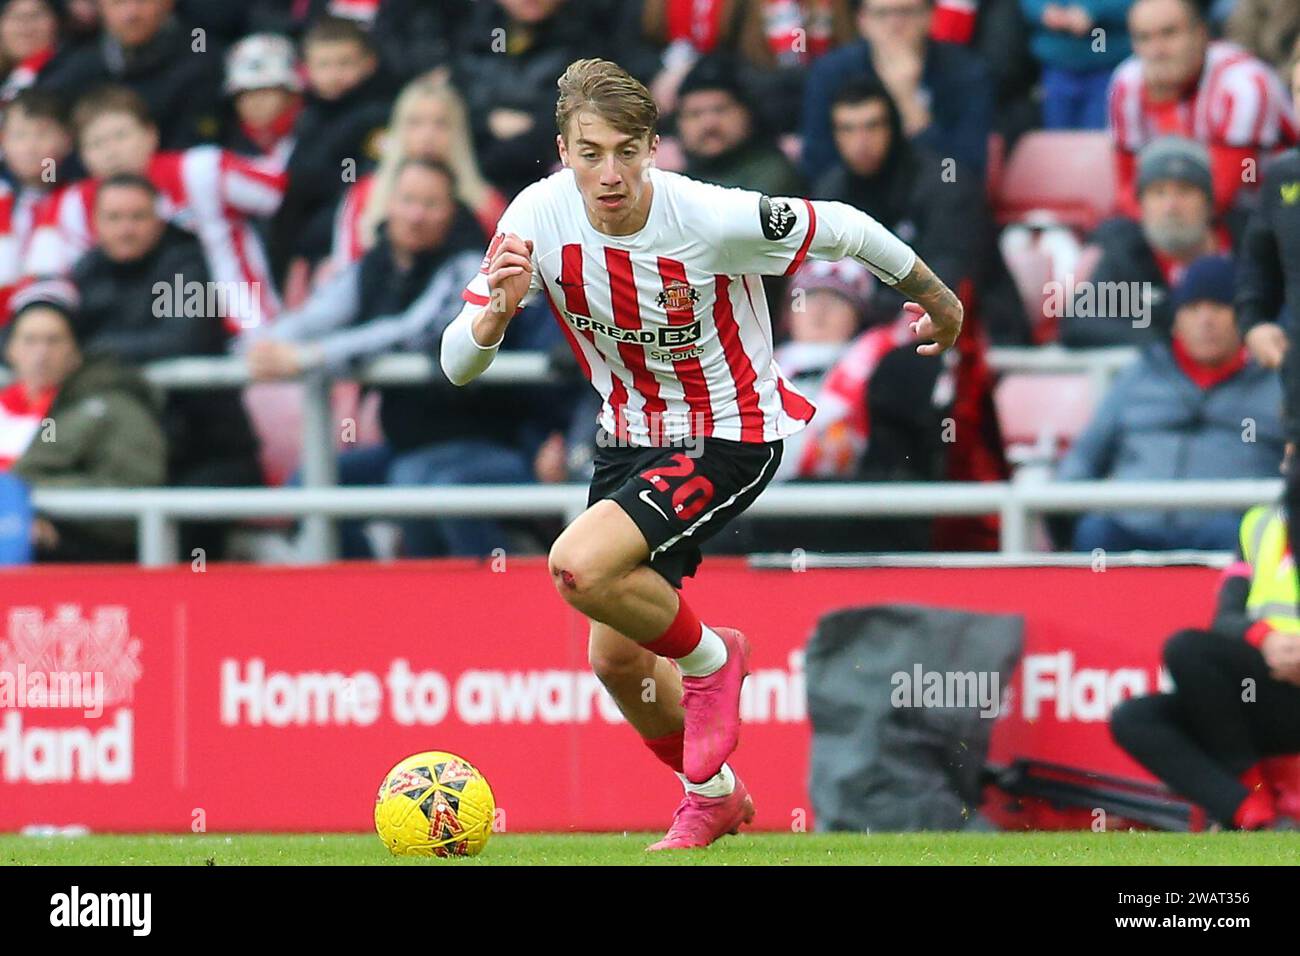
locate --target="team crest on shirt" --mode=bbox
[655,279,699,313]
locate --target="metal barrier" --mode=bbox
[32,477,1281,566]
[15,345,1204,565]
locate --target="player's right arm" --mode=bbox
[440,232,536,386]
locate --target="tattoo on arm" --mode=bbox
[893,257,960,315]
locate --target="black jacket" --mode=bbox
[813,139,1030,344]
[40,17,225,150]
[269,67,396,273]
[1062,216,1172,348]
[452,1,601,198]
[1236,148,1300,441]
[71,225,260,482]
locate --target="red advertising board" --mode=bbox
[0,559,1218,832]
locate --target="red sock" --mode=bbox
[643,598,702,659]
[644,729,685,773]
[1232,767,1277,830]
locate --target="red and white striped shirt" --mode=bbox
[0,179,60,316]
[25,147,287,329]
[0,381,53,469]
[1108,41,1297,211]
[447,167,917,446]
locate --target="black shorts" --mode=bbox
[586,428,783,588]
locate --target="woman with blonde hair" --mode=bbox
[330,71,507,269]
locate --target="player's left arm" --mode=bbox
[717,189,962,355]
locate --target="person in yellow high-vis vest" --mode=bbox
[1111,501,1300,829]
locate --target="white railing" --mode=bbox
[13,345,1200,565]
[31,477,1280,566]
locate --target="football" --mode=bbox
[374,751,495,857]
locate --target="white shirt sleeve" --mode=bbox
[711,185,916,285]
[441,186,541,386]
[440,299,505,386]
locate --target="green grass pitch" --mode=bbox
[0,831,1295,865]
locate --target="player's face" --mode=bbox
[831,99,892,178]
[386,165,456,253]
[5,306,80,391]
[1,108,71,186]
[1130,0,1206,93]
[398,95,450,162]
[1173,300,1239,365]
[677,90,749,159]
[558,110,658,235]
[1139,179,1210,255]
[789,290,859,344]
[0,0,58,61]
[79,112,157,178]
[94,185,165,263]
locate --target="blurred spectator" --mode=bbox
[1058,255,1284,551]
[0,0,65,104]
[0,88,73,310]
[675,52,803,195]
[221,33,302,166]
[1020,0,1131,129]
[800,0,993,182]
[638,0,854,129]
[451,0,594,199]
[330,73,508,272]
[241,158,563,558]
[26,85,285,329]
[813,77,1029,343]
[2,277,166,561]
[968,0,1039,147]
[40,0,225,150]
[1225,0,1300,71]
[71,173,262,555]
[268,14,394,275]
[1108,0,1295,219]
[1063,136,1231,347]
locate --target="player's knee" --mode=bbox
[548,538,615,608]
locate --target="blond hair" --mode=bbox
[555,58,657,144]
[358,73,494,250]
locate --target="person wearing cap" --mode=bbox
[1063,136,1233,348]
[675,53,803,197]
[1108,0,1296,219]
[1,276,165,561]
[1059,254,1284,552]
[222,33,303,166]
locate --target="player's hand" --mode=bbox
[1262,631,1300,685]
[1246,322,1288,369]
[485,232,535,322]
[904,300,962,357]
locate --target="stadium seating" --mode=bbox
[994,131,1116,232]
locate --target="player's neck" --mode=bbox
[586,180,654,237]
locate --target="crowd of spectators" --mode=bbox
[0,0,1293,561]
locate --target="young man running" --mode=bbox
[441,58,962,850]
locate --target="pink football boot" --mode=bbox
[646,775,755,851]
[681,626,751,783]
